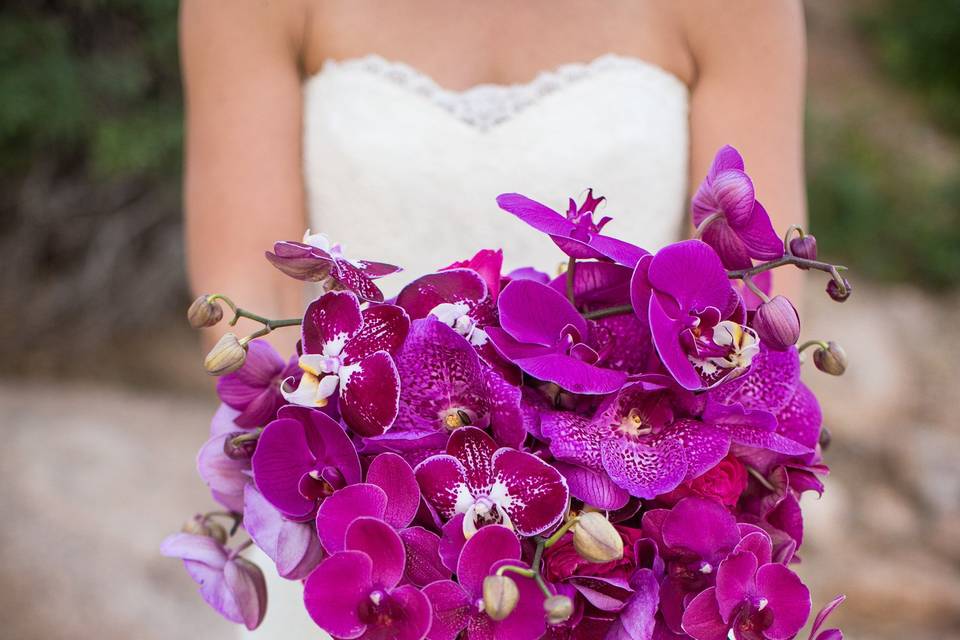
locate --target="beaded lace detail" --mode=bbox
[316,53,686,131]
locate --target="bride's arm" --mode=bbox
[180,0,307,352]
[682,0,807,305]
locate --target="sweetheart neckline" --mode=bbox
[304,53,688,131]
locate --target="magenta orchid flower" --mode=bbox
[634,240,759,391]
[397,268,496,348]
[251,405,361,520]
[304,516,433,640]
[282,291,410,436]
[641,498,744,635]
[692,146,784,270]
[216,340,300,428]
[548,261,653,375]
[314,452,423,553]
[681,531,811,640]
[266,230,401,302]
[497,190,649,267]
[542,381,809,502]
[487,279,628,395]
[197,405,252,512]
[443,248,505,301]
[371,317,525,454]
[160,533,267,630]
[415,427,569,538]
[242,484,324,580]
[422,524,547,640]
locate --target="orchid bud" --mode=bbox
[543,594,574,624]
[204,333,247,376]
[819,425,832,451]
[826,277,852,302]
[572,512,623,563]
[224,430,259,460]
[813,341,847,376]
[789,235,818,263]
[182,516,228,545]
[187,295,223,328]
[752,296,801,351]
[482,575,519,621]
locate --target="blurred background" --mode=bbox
[1,0,958,638]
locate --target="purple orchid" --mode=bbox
[160,533,267,630]
[548,261,653,375]
[443,248,505,302]
[422,524,547,640]
[415,427,569,538]
[216,340,300,428]
[282,291,410,436]
[497,190,649,267]
[198,404,252,512]
[807,595,845,640]
[397,268,496,348]
[371,317,525,453]
[242,484,324,580]
[314,453,422,553]
[304,516,433,640]
[691,146,784,270]
[266,230,401,302]
[681,531,811,640]
[642,498,743,635]
[251,405,361,520]
[635,240,760,391]
[541,381,809,502]
[487,279,627,395]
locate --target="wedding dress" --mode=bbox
[242,52,689,639]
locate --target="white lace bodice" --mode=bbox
[244,53,690,639]
[302,54,690,292]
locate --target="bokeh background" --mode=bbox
[1,1,958,638]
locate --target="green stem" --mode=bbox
[746,465,776,492]
[797,339,829,355]
[496,565,537,579]
[543,518,579,548]
[782,225,805,255]
[565,257,577,306]
[231,307,302,330]
[582,304,633,320]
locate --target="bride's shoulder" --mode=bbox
[671,0,805,68]
[180,0,309,60]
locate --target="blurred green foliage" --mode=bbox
[807,114,960,290]
[0,0,181,177]
[860,0,960,136]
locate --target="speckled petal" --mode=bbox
[492,448,569,536]
[339,351,401,437]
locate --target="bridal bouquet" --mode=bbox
[164,146,849,640]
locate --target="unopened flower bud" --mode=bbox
[204,333,247,376]
[483,575,519,621]
[187,295,223,328]
[182,516,228,545]
[826,277,852,302]
[813,341,847,376]
[572,512,623,563]
[543,594,574,624]
[819,425,832,451]
[224,430,259,460]
[789,235,818,263]
[753,296,801,351]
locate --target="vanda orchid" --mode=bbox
[171,145,851,640]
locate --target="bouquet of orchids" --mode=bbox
[164,146,850,640]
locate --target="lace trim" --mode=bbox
[314,53,687,131]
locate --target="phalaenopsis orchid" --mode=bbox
[167,146,850,639]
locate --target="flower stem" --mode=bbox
[745,466,776,492]
[782,225,805,254]
[231,308,302,330]
[742,274,770,304]
[726,254,847,280]
[496,565,537,580]
[694,212,724,240]
[543,517,579,548]
[565,257,577,306]
[582,304,633,320]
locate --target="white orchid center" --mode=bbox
[430,302,488,346]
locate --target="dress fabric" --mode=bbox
[242,52,690,639]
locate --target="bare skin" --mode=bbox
[181,0,806,354]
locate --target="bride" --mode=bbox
[180,1,807,637]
